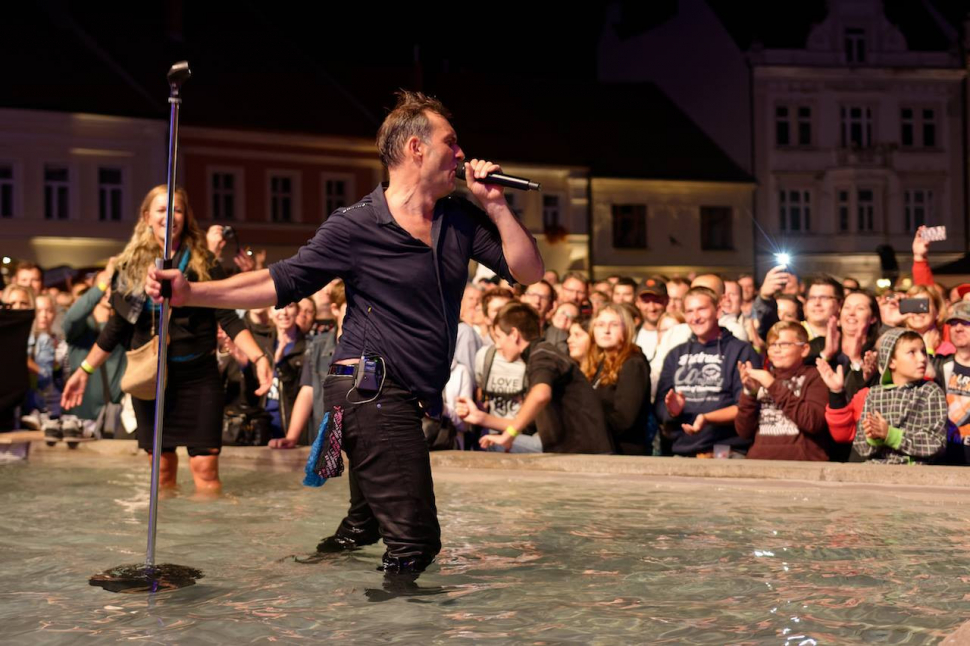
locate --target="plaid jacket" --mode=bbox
[853,328,947,464]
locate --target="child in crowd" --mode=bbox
[735,322,830,460]
[456,302,612,455]
[26,293,65,417]
[825,328,946,464]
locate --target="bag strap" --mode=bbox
[481,345,497,402]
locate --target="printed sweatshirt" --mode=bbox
[735,363,830,461]
[655,328,761,455]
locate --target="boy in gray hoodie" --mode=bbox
[853,327,947,464]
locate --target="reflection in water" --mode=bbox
[2,459,970,643]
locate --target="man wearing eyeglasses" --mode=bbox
[735,321,830,460]
[559,272,589,307]
[522,280,556,328]
[803,276,844,343]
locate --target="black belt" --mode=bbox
[328,364,356,376]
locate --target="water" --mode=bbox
[2,454,970,644]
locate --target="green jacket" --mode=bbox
[62,286,127,420]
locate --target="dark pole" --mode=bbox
[145,60,191,570]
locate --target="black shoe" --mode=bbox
[377,553,435,574]
[315,535,362,553]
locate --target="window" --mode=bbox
[901,108,914,147]
[98,167,123,222]
[700,206,733,250]
[841,106,872,148]
[269,175,293,223]
[797,107,812,146]
[904,189,932,233]
[845,27,866,63]
[923,109,936,147]
[44,165,70,220]
[857,189,875,232]
[321,174,355,219]
[0,165,13,219]
[837,190,850,232]
[779,190,811,233]
[504,191,519,216]
[611,204,647,249]
[210,171,237,221]
[324,179,347,215]
[775,105,812,147]
[542,195,560,230]
[775,106,790,146]
[901,107,937,148]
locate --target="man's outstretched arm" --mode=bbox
[147,266,278,310]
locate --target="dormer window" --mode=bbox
[844,27,866,63]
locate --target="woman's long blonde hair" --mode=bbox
[582,303,639,387]
[115,185,211,296]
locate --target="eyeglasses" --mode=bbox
[767,341,806,350]
[525,291,552,302]
[806,295,838,303]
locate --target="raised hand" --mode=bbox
[665,389,686,417]
[760,265,791,299]
[815,358,844,393]
[821,315,840,360]
[465,159,506,208]
[913,225,930,261]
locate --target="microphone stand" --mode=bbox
[89,61,203,594]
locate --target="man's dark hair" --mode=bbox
[376,90,452,169]
[806,274,845,302]
[533,279,555,299]
[776,293,804,321]
[495,302,541,341]
[615,277,637,290]
[481,287,516,320]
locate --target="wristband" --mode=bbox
[97,282,109,292]
[253,352,271,365]
[505,425,519,438]
[80,360,95,375]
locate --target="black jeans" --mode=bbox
[324,375,441,566]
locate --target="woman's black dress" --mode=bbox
[96,252,247,452]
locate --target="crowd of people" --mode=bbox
[5,217,970,471]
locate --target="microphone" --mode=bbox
[455,164,541,191]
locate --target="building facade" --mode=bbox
[750,0,967,282]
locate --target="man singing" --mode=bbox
[148,91,543,574]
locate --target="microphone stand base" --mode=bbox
[89,563,203,594]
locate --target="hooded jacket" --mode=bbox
[853,327,947,464]
[655,327,761,455]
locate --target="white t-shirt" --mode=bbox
[474,345,527,419]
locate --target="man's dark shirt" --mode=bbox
[269,184,525,410]
[523,339,613,454]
